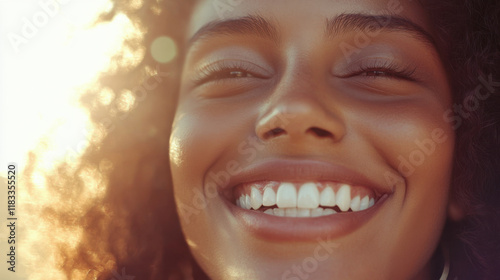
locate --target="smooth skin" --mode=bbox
[170,0,457,279]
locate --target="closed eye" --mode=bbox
[193,60,270,85]
[336,60,419,82]
[356,66,417,81]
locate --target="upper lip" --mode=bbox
[214,158,394,200]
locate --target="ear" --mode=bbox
[447,196,465,222]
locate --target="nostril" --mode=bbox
[308,127,333,138]
[264,127,286,139]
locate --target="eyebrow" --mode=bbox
[188,13,436,50]
[188,15,280,48]
[325,13,437,48]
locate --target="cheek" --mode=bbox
[169,101,257,199]
[169,113,217,202]
[168,102,265,274]
[358,98,455,181]
[368,98,455,212]
[168,111,229,244]
[357,98,455,277]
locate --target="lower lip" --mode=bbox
[224,194,388,242]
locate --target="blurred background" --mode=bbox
[0,0,143,278]
[0,0,135,178]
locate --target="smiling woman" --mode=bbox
[25,0,500,279]
[174,1,456,279]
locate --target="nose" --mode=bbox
[255,95,346,143]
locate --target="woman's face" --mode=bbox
[170,0,455,279]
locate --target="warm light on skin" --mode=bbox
[171,0,455,279]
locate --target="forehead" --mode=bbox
[187,0,433,40]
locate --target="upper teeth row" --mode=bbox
[236,182,375,212]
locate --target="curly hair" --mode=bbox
[24,0,499,279]
[424,0,500,278]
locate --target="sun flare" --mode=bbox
[1,1,142,279]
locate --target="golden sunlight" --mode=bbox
[1,0,137,177]
[0,1,142,279]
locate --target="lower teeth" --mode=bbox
[262,207,338,217]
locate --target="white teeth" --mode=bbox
[359,196,370,211]
[350,195,361,212]
[262,187,276,206]
[245,195,252,210]
[323,208,337,215]
[250,187,263,210]
[297,182,320,209]
[311,207,324,217]
[240,195,245,209]
[262,207,336,217]
[297,208,311,217]
[319,186,336,207]
[285,208,298,217]
[236,182,378,216]
[239,196,244,208]
[273,208,285,216]
[336,184,351,212]
[276,183,297,208]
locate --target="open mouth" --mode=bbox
[233,181,377,217]
[217,159,392,241]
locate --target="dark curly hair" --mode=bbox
[424,0,500,279]
[24,0,499,279]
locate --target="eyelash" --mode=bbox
[194,61,267,85]
[194,60,418,85]
[344,60,418,81]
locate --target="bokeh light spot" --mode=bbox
[150,36,177,63]
[98,87,115,106]
[116,90,136,112]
